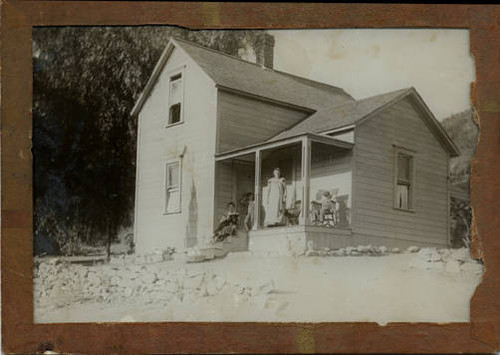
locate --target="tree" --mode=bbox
[441,109,477,248]
[33,27,267,257]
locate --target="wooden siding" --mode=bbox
[353,96,450,247]
[327,129,355,143]
[217,90,309,153]
[134,47,218,253]
[310,143,352,209]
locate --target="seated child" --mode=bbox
[214,202,239,242]
[319,191,338,226]
[310,200,321,224]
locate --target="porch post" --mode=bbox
[253,149,262,230]
[300,137,311,225]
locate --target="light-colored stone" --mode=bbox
[357,245,371,253]
[306,250,318,257]
[407,246,420,253]
[110,275,122,286]
[317,250,329,257]
[162,251,174,261]
[418,248,442,262]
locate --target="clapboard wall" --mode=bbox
[310,143,352,209]
[134,47,218,253]
[352,96,450,247]
[217,90,309,153]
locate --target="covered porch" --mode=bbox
[214,133,354,252]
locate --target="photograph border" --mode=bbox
[2,3,500,353]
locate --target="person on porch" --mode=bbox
[311,191,337,226]
[319,191,338,226]
[239,192,255,231]
[264,167,287,227]
[213,202,239,242]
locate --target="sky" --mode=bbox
[268,29,474,120]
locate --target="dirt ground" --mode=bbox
[34,247,482,324]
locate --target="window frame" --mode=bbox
[166,66,186,128]
[393,145,416,212]
[164,159,182,214]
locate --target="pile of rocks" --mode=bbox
[185,243,228,263]
[34,255,277,311]
[305,245,418,257]
[110,248,175,266]
[407,247,482,273]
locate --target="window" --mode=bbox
[395,150,414,210]
[168,73,183,125]
[166,161,181,213]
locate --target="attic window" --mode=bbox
[394,148,415,211]
[168,73,183,125]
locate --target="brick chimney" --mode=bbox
[256,33,275,69]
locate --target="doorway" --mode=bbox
[233,160,255,230]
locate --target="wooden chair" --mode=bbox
[311,189,340,227]
[321,200,337,227]
[285,200,302,226]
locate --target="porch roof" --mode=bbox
[215,132,353,161]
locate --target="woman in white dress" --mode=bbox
[264,168,287,227]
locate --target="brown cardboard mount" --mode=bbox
[2,3,499,354]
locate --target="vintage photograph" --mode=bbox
[33,27,481,324]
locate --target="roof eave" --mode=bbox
[215,132,353,161]
[352,88,414,128]
[408,88,461,157]
[353,88,460,157]
[130,40,176,117]
[216,85,315,114]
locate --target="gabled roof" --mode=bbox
[267,87,460,157]
[131,38,355,116]
[130,37,459,157]
[174,38,355,110]
[268,88,411,141]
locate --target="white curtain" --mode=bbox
[166,189,180,212]
[397,184,409,209]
